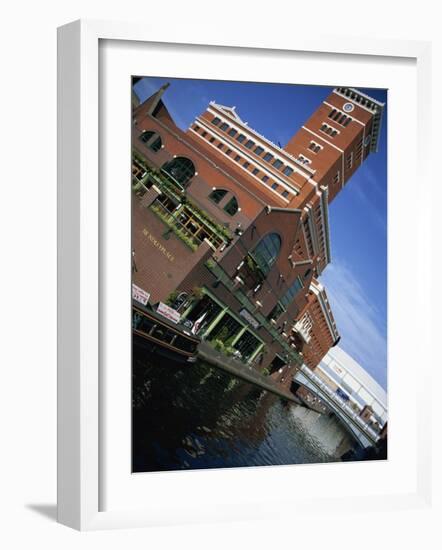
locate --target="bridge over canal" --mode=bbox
[293,364,380,449]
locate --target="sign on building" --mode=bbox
[132,284,150,306]
[157,302,181,324]
[239,308,260,330]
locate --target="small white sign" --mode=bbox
[239,308,260,330]
[157,302,181,324]
[132,284,150,306]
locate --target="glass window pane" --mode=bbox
[209,189,228,204]
[224,196,239,216]
[251,233,281,274]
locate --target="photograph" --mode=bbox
[131,76,388,473]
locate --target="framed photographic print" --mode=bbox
[57,19,432,530]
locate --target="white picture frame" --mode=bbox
[57,19,433,531]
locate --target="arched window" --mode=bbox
[209,189,228,204]
[139,130,162,152]
[162,157,195,187]
[223,196,239,216]
[251,233,281,274]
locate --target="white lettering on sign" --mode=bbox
[157,302,181,324]
[132,284,150,305]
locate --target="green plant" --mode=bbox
[133,149,233,244]
[246,255,256,271]
[215,326,230,342]
[165,290,179,306]
[261,367,270,376]
[191,286,204,300]
[212,339,235,357]
[205,259,216,269]
[150,203,198,251]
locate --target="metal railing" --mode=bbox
[298,365,380,441]
[150,200,203,250]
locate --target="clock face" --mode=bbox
[343,102,354,113]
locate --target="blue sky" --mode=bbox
[134,77,388,390]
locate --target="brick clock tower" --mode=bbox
[284,87,384,203]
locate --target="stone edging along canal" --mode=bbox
[197,341,302,406]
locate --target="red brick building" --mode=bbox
[131,81,384,380]
[291,278,340,369]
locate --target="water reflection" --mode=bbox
[132,347,339,473]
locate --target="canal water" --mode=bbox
[133,348,347,473]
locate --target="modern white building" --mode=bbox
[315,346,387,430]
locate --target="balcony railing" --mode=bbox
[150,201,201,251]
[206,261,303,365]
[132,152,233,248]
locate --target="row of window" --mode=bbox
[320,123,339,137]
[308,141,322,154]
[328,108,352,127]
[210,116,298,178]
[137,129,243,217]
[196,123,293,200]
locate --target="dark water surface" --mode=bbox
[132,347,338,473]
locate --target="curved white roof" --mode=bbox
[322,346,387,410]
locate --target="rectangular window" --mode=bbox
[263,152,273,162]
[333,171,340,184]
[262,175,269,183]
[280,277,304,308]
[271,183,279,190]
[283,166,294,176]
[212,117,221,126]
[237,134,246,143]
[297,155,311,165]
[254,146,264,156]
[226,148,233,156]
[202,131,207,138]
[320,123,339,137]
[281,190,289,198]
[309,141,322,153]
[220,122,229,131]
[273,159,283,169]
[234,155,241,162]
[346,152,354,170]
[209,137,216,143]
[243,161,250,169]
[228,128,237,137]
[328,109,352,127]
[245,139,255,149]
[252,168,259,175]
[217,143,224,150]
[193,124,200,131]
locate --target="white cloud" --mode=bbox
[349,165,387,234]
[320,260,387,389]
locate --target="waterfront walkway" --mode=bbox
[197,341,301,405]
